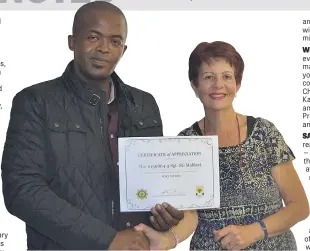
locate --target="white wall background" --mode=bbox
[0,10,308,250]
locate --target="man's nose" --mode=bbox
[96,37,110,53]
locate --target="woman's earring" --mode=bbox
[195,93,199,98]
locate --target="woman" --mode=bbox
[178,41,309,250]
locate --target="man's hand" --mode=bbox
[214,224,263,250]
[150,202,184,231]
[134,223,175,250]
[108,229,150,250]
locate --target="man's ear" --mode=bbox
[122,45,127,56]
[68,35,74,51]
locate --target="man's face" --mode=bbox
[68,10,127,80]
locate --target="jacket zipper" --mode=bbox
[99,116,115,224]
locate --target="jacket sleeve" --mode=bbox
[1,89,117,250]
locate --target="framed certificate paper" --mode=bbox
[118,136,220,212]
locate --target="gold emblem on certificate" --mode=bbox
[196,185,204,197]
[136,189,148,200]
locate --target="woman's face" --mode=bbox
[193,58,240,111]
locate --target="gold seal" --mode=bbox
[136,189,148,200]
[196,186,204,197]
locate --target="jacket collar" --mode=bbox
[62,60,135,106]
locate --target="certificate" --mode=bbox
[118,136,220,212]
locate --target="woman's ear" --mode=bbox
[236,83,241,96]
[191,81,199,98]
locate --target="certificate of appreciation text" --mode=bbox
[118,136,220,212]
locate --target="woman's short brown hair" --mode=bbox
[188,41,244,86]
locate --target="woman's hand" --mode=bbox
[134,223,175,250]
[214,223,263,250]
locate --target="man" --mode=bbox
[1,2,195,250]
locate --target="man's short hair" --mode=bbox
[72,1,128,38]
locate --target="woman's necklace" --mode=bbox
[204,114,243,168]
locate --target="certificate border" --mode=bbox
[123,137,218,211]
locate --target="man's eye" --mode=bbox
[88,36,98,41]
[111,39,123,45]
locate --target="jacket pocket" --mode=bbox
[133,116,162,137]
[47,118,88,169]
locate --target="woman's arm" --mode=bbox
[135,209,198,250]
[252,160,309,238]
[214,160,309,250]
[168,209,198,247]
